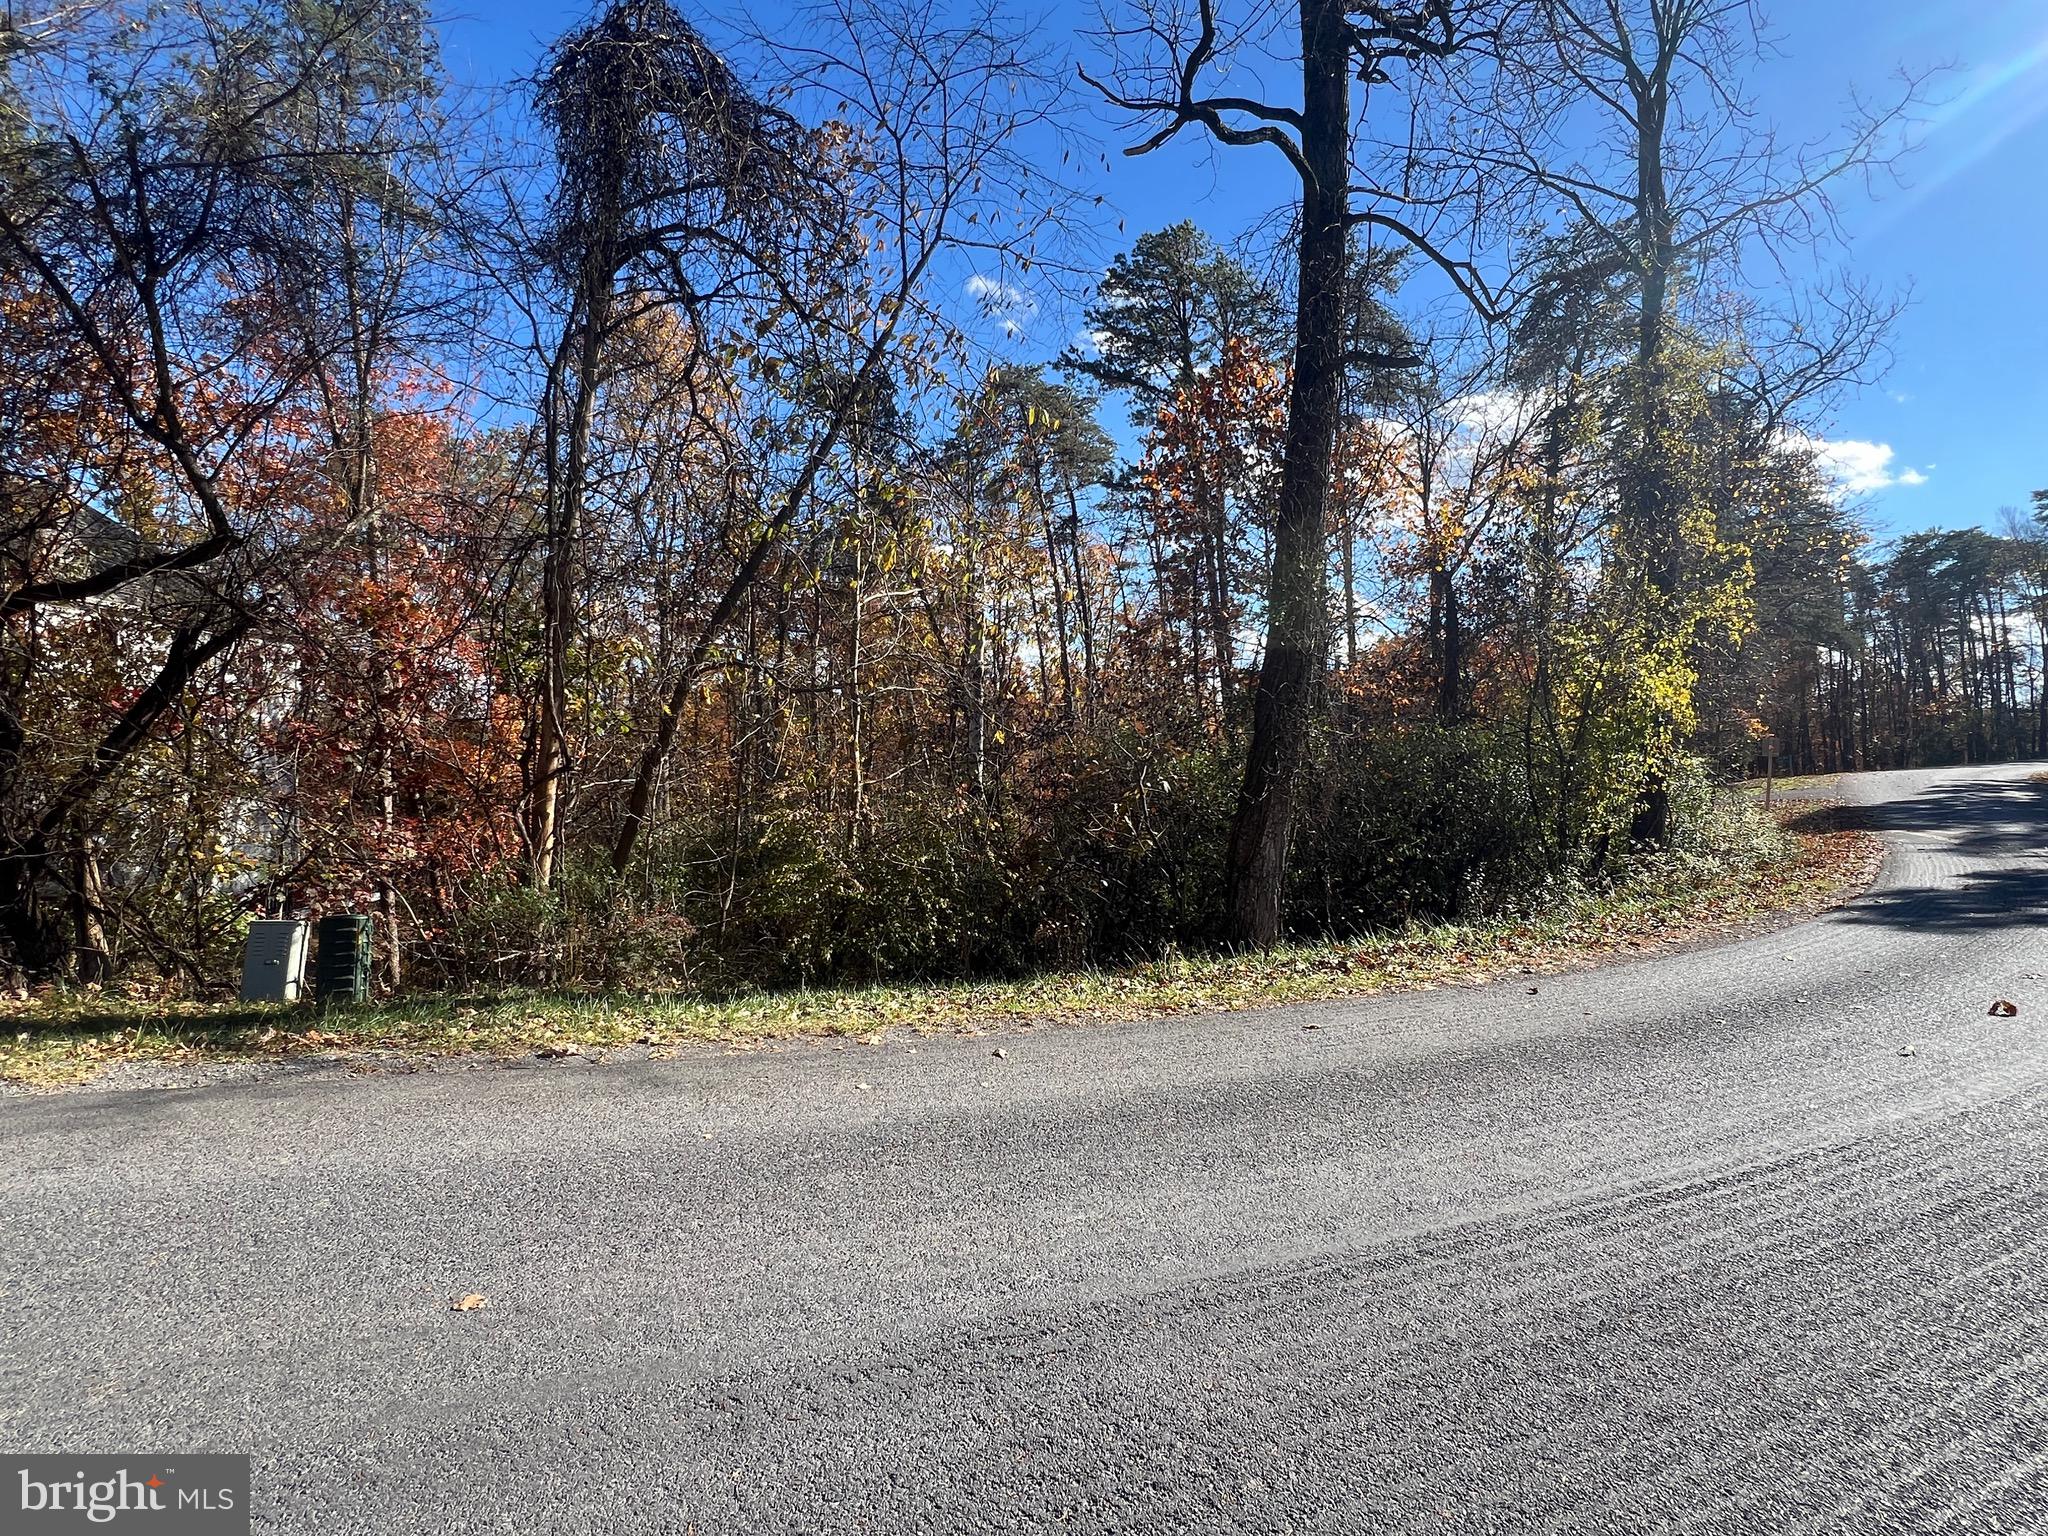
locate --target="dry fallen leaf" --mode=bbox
[535,1042,581,1059]
[451,1293,487,1312]
[1989,999,2020,1017]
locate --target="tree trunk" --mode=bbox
[71,843,110,984]
[1341,487,1359,670]
[848,543,867,844]
[1222,0,1348,945]
[3,619,246,980]
[965,553,989,797]
[1205,495,1235,728]
[530,321,597,889]
[1062,480,1098,718]
[1434,567,1461,723]
[1029,442,1077,720]
[1625,61,1679,849]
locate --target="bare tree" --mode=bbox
[1491,0,1920,842]
[1083,0,1514,943]
[513,0,840,888]
[1374,336,1536,722]
[605,0,1076,874]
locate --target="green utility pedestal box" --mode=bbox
[313,914,374,1005]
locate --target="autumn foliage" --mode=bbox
[0,0,2008,995]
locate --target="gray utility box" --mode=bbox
[240,919,310,1003]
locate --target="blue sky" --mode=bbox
[440,0,2048,539]
[1764,0,2048,535]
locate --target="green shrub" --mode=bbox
[397,732,1767,993]
[1288,722,1557,935]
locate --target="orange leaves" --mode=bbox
[1137,336,1288,529]
[1133,338,1288,566]
[259,388,526,908]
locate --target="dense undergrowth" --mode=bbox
[342,741,1766,994]
[2,792,1880,1087]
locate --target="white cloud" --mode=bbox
[1786,433,1931,499]
[964,274,1025,306]
[965,274,1037,340]
[1449,390,1535,438]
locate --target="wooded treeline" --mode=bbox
[1715,510,2048,776]
[0,0,1975,995]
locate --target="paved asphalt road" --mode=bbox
[4,763,2045,1533]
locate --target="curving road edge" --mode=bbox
[3,763,2044,1533]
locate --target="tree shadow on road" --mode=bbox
[1834,866,2048,933]
[1810,771,2048,933]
